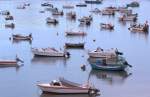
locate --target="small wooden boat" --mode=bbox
[0,10,10,15]
[100,23,114,30]
[90,8,101,13]
[65,43,85,48]
[66,31,87,36]
[101,10,115,15]
[63,5,74,9]
[85,0,102,4]
[88,47,123,58]
[46,17,58,24]
[90,58,130,71]
[78,15,93,22]
[66,11,76,19]
[31,47,70,58]
[5,23,15,28]
[127,1,140,8]
[52,10,64,16]
[41,3,53,7]
[5,15,14,20]
[105,6,118,12]
[76,3,87,7]
[119,15,137,22]
[0,56,23,67]
[17,5,26,9]
[37,77,99,94]
[128,21,149,33]
[12,33,32,40]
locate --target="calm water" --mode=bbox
[0,0,150,97]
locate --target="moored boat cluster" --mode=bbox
[0,0,149,96]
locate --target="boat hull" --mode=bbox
[38,85,89,94]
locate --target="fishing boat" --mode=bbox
[37,77,99,94]
[0,10,10,15]
[0,56,23,67]
[119,15,137,22]
[88,47,123,58]
[65,43,85,48]
[17,5,26,9]
[5,23,15,28]
[46,17,58,24]
[66,11,76,19]
[76,3,87,7]
[78,15,93,22]
[65,31,87,36]
[85,0,102,4]
[5,15,13,20]
[31,47,70,58]
[41,2,53,7]
[101,10,115,15]
[100,23,114,30]
[52,10,64,16]
[128,21,149,33]
[63,5,74,9]
[90,8,101,13]
[12,33,32,41]
[127,1,140,8]
[90,57,130,71]
[105,6,118,12]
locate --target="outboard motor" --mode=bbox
[115,49,123,55]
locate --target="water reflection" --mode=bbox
[89,70,132,85]
[130,31,149,41]
[31,56,67,66]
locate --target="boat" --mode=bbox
[37,77,99,94]
[90,57,130,71]
[46,17,58,24]
[31,47,70,58]
[119,15,137,22]
[66,11,76,19]
[0,10,10,15]
[100,23,114,30]
[5,23,15,28]
[41,3,53,7]
[65,43,85,48]
[128,21,149,33]
[101,10,115,15]
[105,6,118,12]
[88,47,123,58]
[85,0,102,4]
[78,15,93,22]
[127,1,140,8]
[0,56,24,67]
[12,33,32,40]
[78,15,92,25]
[76,3,87,7]
[5,15,13,20]
[63,5,74,9]
[52,10,64,16]
[90,8,101,13]
[16,5,26,9]
[65,31,87,36]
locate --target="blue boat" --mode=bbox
[90,57,131,71]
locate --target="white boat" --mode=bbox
[12,33,32,40]
[63,5,74,9]
[37,77,99,94]
[46,17,58,24]
[88,47,123,58]
[31,47,70,58]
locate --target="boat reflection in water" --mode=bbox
[40,93,94,97]
[89,70,132,85]
[31,57,67,66]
